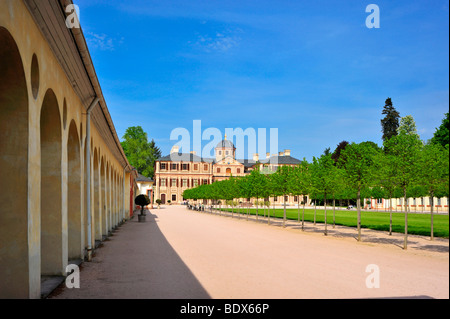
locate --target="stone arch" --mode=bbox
[67,120,82,260]
[100,156,107,237]
[106,161,111,233]
[83,136,88,251]
[112,169,116,228]
[0,26,30,298]
[40,88,63,276]
[93,148,101,241]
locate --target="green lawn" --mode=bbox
[218,207,449,238]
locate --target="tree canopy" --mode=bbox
[121,126,161,178]
[381,97,400,142]
[430,112,449,148]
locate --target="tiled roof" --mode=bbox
[156,153,302,166]
[156,153,214,163]
[259,155,302,165]
[216,139,235,149]
[136,173,154,182]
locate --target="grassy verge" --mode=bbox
[217,207,449,238]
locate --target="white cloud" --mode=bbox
[192,28,242,53]
[86,31,124,51]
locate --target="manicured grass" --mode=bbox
[218,207,449,238]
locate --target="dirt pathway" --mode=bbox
[50,205,449,299]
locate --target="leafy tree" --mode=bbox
[383,133,423,249]
[381,97,400,142]
[430,113,449,148]
[375,150,398,235]
[289,159,311,229]
[272,166,293,227]
[418,143,449,240]
[398,115,419,138]
[247,169,266,221]
[121,126,160,178]
[338,142,380,241]
[311,154,340,235]
[331,141,349,164]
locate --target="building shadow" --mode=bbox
[48,210,211,299]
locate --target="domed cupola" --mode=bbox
[215,134,236,162]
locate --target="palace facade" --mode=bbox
[154,137,303,205]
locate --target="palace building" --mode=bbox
[154,136,303,205]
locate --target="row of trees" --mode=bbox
[183,132,449,249]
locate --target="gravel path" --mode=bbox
[49,205,449,299]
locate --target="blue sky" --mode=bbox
[75,0,449,161]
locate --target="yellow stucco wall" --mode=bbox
[0,0,130,298]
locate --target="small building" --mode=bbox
[136,173,155,209]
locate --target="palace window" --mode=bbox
[226,151,229,155]
[226,168,231,174]
[182,179,187,187]
[377,198,383,204]
[219,151,222,155]
[273,196,277,202]
[171,178,177,187]
[237,168,240,174]
[172,194,177,201]
[204,164,208,170]
[161,179,166,187]
[160,163,167,170]
[294,196,298,202]
[203,179,208,185]
[171,163,177,170]
[182,163,188,170]
[217,168,220,173]
[193,179,198,187]
[194,164,198,170]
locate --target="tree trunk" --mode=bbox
[389,198,392,236]
[302,202,305,231]
[314,198,317,225]
[231,202,234,218]
[430,194,434,241]
[256,198,259,221]
[357,188,361,241]
[237,202,240,220]
[403,187,408,250]
[332,198,336,228]
[324,193,328,236]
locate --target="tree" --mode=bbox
[338,142,380,241]
[247,168,266,221]
[311,154,340,235]
[430,113,449,148]
[121,126,160,178]
[375,150,399,235]
[398,115,419,137]
[289,159,311,229]
[381,97,400,142]
[383,133,423,249]
[418,143,449,240]
[272,166,293,228]
[331,141,349,164]
[134,194,150,217]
